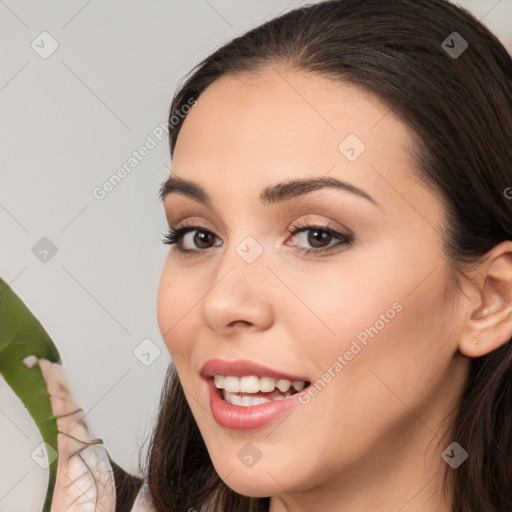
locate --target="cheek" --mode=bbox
[284,241,453,402]
[327,268,451,417]
[156,263,199,359]
[279,256,404,359]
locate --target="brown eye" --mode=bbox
[194,230,215,249]
[307,229,333,248]
[287,223,353,255]
[163,225,222,252]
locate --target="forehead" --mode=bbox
[174,68,412,163]
[169,67,430,215]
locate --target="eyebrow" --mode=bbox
[159,175,380,208]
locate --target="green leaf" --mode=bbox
[0,277,61,512]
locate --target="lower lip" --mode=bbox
[206,379,307,430]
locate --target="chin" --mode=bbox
[218,470,282,498]
[209,452,305,498]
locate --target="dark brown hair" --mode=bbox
[135,1,512,510]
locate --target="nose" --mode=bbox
[200,246,274,336]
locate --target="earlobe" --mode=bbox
[459,241,512,358]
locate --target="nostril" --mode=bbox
[228,320,253,328]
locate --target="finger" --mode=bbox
[39,359,89,430]
[62,442,116,511]
[39,358,101,471]
[39,359,116,511]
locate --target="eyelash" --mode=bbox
[162,220,353,258]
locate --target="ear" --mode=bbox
[459,240,512,358]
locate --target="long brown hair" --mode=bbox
[137,1,512,510]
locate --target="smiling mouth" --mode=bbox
[213,375,311,407]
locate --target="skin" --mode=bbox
[41,359,155,512]
[39,358,116,512]
[156,68,512,512]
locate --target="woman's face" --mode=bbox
[157,68,469,503]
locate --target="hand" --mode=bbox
[39,359,116,512]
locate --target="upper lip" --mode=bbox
[200,358,310,382]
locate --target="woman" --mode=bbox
[42,0,512,510]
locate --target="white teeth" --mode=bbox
[214,375,224,389]
[228,393,242,405]
[276,379,291,392]
[259,376,276,392]
[221,390,277,407]
[223,376,240,393]
[252,397,271,405]
[214,375,307,394]
[241,395,253,406]
[240,376,260,393]
[292,380,305,391]
[274,390,294,401]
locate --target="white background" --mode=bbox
[1,1,511,511]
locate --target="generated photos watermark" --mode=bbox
[92,98,196,201]
[299,301,403,404]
